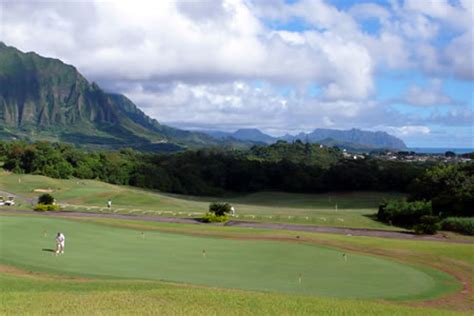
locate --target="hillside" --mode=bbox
[0,43,225,150]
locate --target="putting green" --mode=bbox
[0,216,455,300]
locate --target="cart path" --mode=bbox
[1,209,473,244]
[0,190,35,205]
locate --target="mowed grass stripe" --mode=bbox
[0,216,454,300]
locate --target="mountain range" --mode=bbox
[200,128,407,150]
[0,42,235,151]
[0,42,406,151]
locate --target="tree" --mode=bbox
[409,163,473,217]
[38,193,55,205]
[209,202,232,216]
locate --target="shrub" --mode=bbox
[441,217,474,235]
[34,204,49,212]
[202,213,228,223]
[414,215,440,235]
[38,193,55,205]
[34,204,60,212]
[209,202,232,216]
[378,200,432,228]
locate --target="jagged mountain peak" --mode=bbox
[0,43,220,150]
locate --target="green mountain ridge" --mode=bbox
[0,42,223,150]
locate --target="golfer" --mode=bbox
[107,199,112,208]
[56,232,65,254]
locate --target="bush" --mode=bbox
[34,204,49,212]
[209,202,232,216]
[38,193,55,205]
[441,217,474,235]
[34,204,60,212]
[202,213,228,223]
[414,215,440,235]
[378,200,432,227]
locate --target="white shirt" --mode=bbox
[56,233,65,244]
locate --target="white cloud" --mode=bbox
[403,0,472,31]
[349,3,390,21]
[384,125,431,137]
[401,0,473,79]
[322,116,335,127]
[3,0,471,86]
[0,0,471,145]
[400,14,439,40]
[119,80,377,134]
[429,107,474,126]
[399,125,431,136]
[445,31,474,80]
[403,79,454,106]
[0,0,375,98]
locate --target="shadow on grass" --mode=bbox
[362,214,414,233]
[42,248,55,253]
[363,213,379,221]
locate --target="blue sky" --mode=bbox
[1,0,472,147]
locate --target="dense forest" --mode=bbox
[0,140,426,195]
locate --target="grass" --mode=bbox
[1,214,470,316]
[0,172,403,230]
[1,274,464,316]
[49,215,474,310]
[0,215,452,300]
[0,274,463,315]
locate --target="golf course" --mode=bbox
[0,216,453,299]
[1,172,473,315]
[0,172,404,230]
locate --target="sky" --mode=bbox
[0,0,472,147]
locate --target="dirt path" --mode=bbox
[2,209,473,244]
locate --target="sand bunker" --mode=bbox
[33,189,54,193]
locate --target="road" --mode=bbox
[1,209,472,244]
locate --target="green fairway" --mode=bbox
[0,172,403,229]
[0,215,455,300]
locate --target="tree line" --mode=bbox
[0,140,428,196]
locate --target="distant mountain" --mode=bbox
[0,42,233,150]
[232,128,276,144]
[200,128,272,144]
[201,128,407,150]
[316,138,374,152]
[288,128,407,150]
[199,130,234,139]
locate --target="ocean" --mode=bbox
[408,148,474,154]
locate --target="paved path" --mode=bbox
[0,190,35,205]
[2,209,473,244]
[0,190,16,198]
